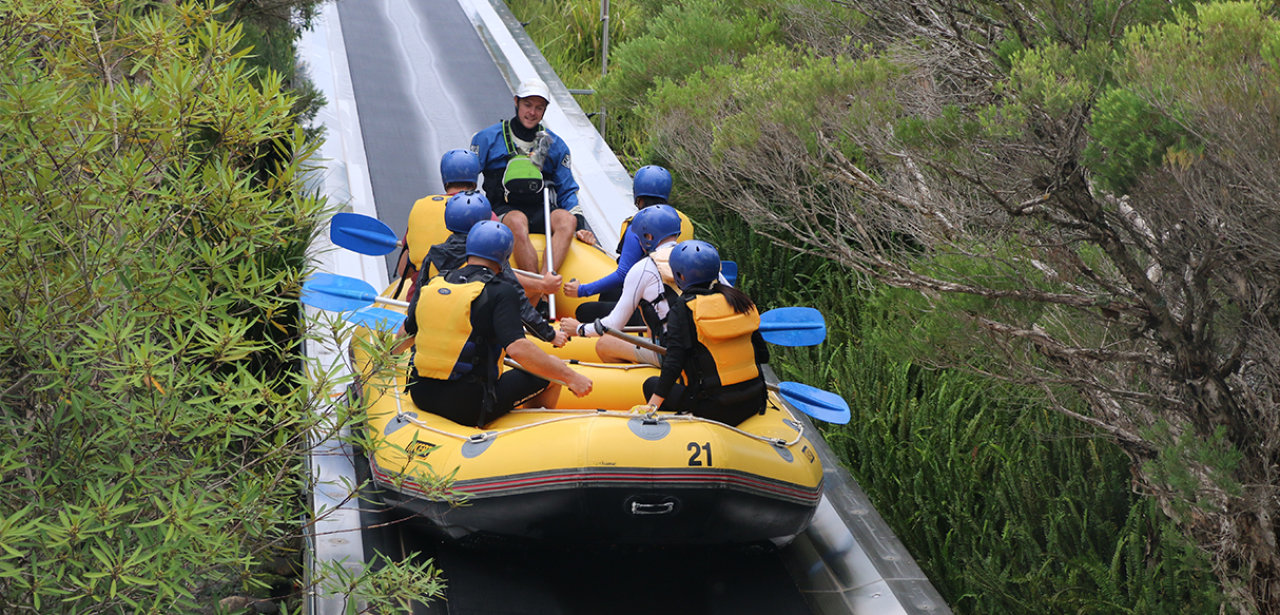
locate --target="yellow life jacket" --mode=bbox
[649,242,676,288]
[405,195,450,271]
[413,274,488,380]
[687,294,760,388]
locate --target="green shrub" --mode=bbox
[0,0,438,610]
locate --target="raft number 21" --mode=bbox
[687,442,712,466]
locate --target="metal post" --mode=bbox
[598,0,610,138]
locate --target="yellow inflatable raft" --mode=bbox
[352,279,823,546]
[355,352,824,545]
[362,212,823,545]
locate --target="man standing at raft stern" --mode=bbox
[404,221,591,427]
[470,78,595,302]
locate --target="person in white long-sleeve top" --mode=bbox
[560,205,685,366]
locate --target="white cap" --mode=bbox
[515,79,551,102]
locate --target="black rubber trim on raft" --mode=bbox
[370,457,824,507]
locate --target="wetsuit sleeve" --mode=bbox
[654,297,692,399]
[490,284,530,348]
[587,263,660,336]
[579,230,643,297]
[502,266,557,341]
[470,125,503,169]
[546,136,579,212]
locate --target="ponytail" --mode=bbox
[713,282,755,314]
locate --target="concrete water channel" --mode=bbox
[298,0,951,612]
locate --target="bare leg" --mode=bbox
[594,335,639,363]
[502,210,541,302]
[523,383,562,409]
[549,209,577,273]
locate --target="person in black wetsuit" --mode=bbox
[404,221,591,427]
[411,191,567,348]
[641,240,768,427]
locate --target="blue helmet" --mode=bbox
[670,240,721,290]
[630,204,682,253]
[633,165,672,200]
[440,149,481,186]
[444,191,492,233]
[465,220,515,264]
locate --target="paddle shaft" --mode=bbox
[601,326,667,356]
[544,187,556,319]
[309,283,410,308]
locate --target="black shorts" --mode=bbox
[409,370,551,427]
[642,377,765,427]
[573,300,643,326]
[496,204,548,234]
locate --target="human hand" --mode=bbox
[551,329,569,348]
[575,229,596,245]
[628,403,657,415]
[542,272,563,294]
[568,373,593,398]
[563,278,579,298]
[561,317,581,337]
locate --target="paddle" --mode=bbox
[543,184,557,319]
[758,307,826,346]
[345,307,407,332]
[721,261,738,287]
[331,212,399,255]
[598,307,826,352]
[504,358,848,424]
[301,273,410,312]
[768,381,850,424]
[329,212,545,279]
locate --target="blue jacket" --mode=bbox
[471,120,580,214]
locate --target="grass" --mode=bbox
[698,209,1223,614]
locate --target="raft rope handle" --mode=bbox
[394,407,805,448]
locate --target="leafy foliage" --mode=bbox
[0,0,441,611]
[623,0,1280,610]
[697,209,1224,614]
[511,0,1277,609]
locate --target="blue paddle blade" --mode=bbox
[759,307,826,346]
[778,381,850,424]
[301,272,380,312]
[344,307,406,332]
[721,260,738,287]
[330,212,399,256]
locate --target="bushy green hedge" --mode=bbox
[0,0,443,611]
